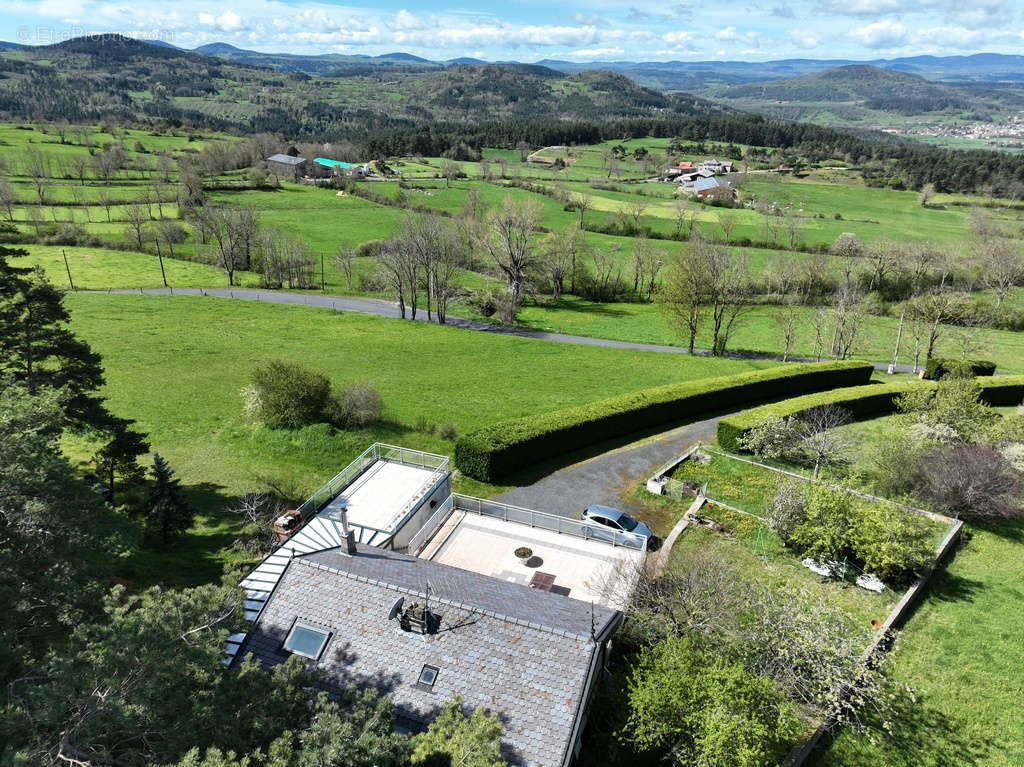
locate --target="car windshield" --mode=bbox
[617,514,639,532]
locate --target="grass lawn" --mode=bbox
[65,292,774,587]
[510,298,1024,373]
[15,244,258,289]
[810,519,1024,767]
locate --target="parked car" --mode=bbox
[580,504,653,546]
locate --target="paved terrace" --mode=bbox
[417,497,645,610]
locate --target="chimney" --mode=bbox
[338,503,357,554]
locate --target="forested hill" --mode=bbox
[715,66,974,115]
[0,35,726,135]
[705,64,1024,124]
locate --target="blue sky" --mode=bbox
[4,0,1023,61]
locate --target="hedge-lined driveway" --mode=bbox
[493,414,723,519]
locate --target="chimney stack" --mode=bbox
[338,503,357,554]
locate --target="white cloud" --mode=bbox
[661,30,694,44]
[850,20,907,48]
[788,29,821,48]
[568,46,625,58]
[715,26,758,47]
[198,9,244,31]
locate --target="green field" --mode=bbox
[812,519,1024,767]
[64,292,773,585]
[510,298,1024,374]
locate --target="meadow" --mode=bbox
[811,518,1024,767]
[63,292,773,586]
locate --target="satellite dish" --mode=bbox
[387,597,404,621]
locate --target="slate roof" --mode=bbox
[236,544,621,767]
[693,176,725,192]
[267,153,306,165]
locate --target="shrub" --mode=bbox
[718,377,1024,452]
[332,382,383,429]
[455,361,874,482]
[438,422,458,440]
[923,358,997,380]
[780,483,933,582]
[247,360,334,429]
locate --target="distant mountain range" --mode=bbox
[1,36,1021,136]
[5,37,1022,85]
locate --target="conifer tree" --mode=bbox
[146,453,197,543]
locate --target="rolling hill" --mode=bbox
[703,64,1024,127]
[0,36,725,136]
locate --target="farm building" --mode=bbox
[266,153,307,180]
[692,176,737,200]
[229,443,646,767]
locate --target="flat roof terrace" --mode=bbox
[418,496,645,610]
[299,443,450,536]
[321,460,440,533]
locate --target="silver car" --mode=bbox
[579,504,653,546]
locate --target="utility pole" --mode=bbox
[889,309,905,375]
[155,240,168,288]
[61,249,75,291]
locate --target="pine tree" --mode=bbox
[146,453,197,543]
[95,417,150,503]
[0,245,105,427]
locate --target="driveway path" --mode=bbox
[493,414,723,519]
[92,288,908,369]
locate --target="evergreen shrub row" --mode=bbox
[455,361,874,482]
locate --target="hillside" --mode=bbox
[715,66,973,114]
[0,36,725,137]
[703,64,1024,130]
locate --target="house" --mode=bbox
[267,153,307,180]
[228,444,646,766]
[526,153,557,166]
[697,159,734,175]
[693,176,737,201]
[237,544,622,767]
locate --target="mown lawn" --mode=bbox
[16,244,257,289]
[810,519,1024,767]
[65,292,774,586]
[510,298,1024,373]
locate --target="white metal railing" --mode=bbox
[407,495,456,555]
[297,443,449,518]
[453,494,648,550]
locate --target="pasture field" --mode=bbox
[14,244,255,289]
[811,518,1024,767]
[509,297,1024,374]
[63,292,773,585]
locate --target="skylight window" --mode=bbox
[417,664,439,687]
[283,622,331,660]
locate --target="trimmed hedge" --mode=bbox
[717,375,1024,451]
[923,358,997,380]
[454,361,874,482]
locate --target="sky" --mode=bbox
[4,0,1024,62]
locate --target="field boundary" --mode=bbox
[785,518,965,767]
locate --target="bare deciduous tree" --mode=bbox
[973,236,1024,308]
[775,298,799,362]
[0,176,16,222]
[917,445,1021,520]
[795,404,853,479]
[203,205,261,286]
[335,247,355,290]
[124,203,149,252]
[482,197,541,320]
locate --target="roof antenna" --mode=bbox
[424,580,432,613]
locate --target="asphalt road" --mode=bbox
[93,288,911,370]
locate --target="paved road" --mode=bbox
[92,287,912,370]
[494,415,723,519]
